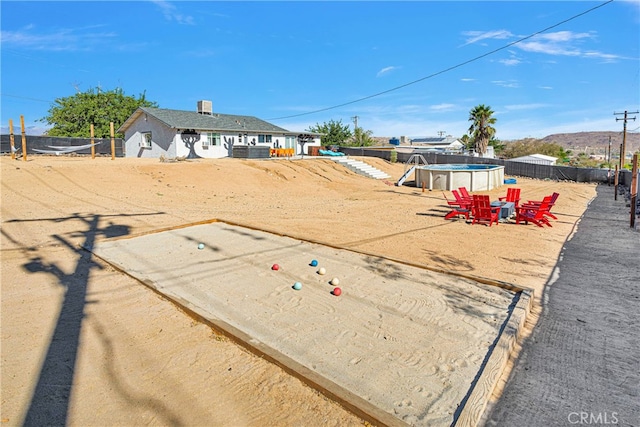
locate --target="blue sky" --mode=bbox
[1,1,639,140]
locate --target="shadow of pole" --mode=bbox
[15,212,174,426]
[22,215,102,426]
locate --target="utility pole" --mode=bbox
[608,136,612,186]
[351,116,359,145]
[614,110,638,170]
[437,131,446,137]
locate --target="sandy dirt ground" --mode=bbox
[93,221,522,426]
[1,155,596,426]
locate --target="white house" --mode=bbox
[396,135,464,153]
[510,153,557,165]
[409,136,464,151]
[395,136,464,154]
[118,101,321,159]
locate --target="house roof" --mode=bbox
[118,107,296,134]
[511,153,558,162]
[410,136,462,146]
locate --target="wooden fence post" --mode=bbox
[91,124,96,159]
[20,115,27,162]
[110,122,115,160]
[619,143,623,171]
[9,119,15,160]
[631,154,638,229]
[614,165,619,201]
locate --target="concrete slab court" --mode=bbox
[91,220,531,427]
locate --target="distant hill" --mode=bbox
[535,131,639,155]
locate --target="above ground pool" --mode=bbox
[415,164,504,191]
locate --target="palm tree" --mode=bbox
[460,134,472,150]
[468,104,497,156]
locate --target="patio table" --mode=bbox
[491,201,515,220]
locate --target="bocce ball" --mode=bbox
[293,282,302,290]
[331,277,340,286]
[317,267,326,275]
[272,264,280,271]
[332,287,342,296]
[310,259,318,267]
[197,243,205,250]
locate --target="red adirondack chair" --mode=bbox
[471,195,500,226]
[498,187,521,207]
[444,190,472,208]
[443,190,471,220]
[523,192,559,220]
[515,198,553,227]
[444,204,470,220]
[458,187,472,201]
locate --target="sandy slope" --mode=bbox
[0,156,596,426]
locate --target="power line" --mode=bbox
[267,0,614,121]
[1,93,53,103]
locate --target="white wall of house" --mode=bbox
[174,131,228,158]
[124,114,321,158]
[124,115,178,158]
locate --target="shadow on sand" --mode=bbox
[8,212,184,426]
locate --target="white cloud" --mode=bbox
[430,103,456,112]
[517,31,626,62]
[376,66,399,77]
[0,123,49,136]
[583,51,626,63]
[518,40,582,57]
[499,58,521,66]
[150,0,195,25]
[1,26,116,51]
[538,30,594,43]
[461,30,513,46]
[492,80,519,89]
[462,28,627,63]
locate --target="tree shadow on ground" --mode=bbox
[361,255,409,280]
[421,249,475,273]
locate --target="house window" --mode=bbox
[140,132,152,148]
[285,136,296,149]
[203,132,220,149]
[258,134,272,144]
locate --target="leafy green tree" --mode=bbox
[40,87,158,138]
[489,138,505,155]
[349,126,375,147]
[568,152,601,168]
[501,139,569,161]
[307,119,352,146]
[460,134,472,150]
[468,104,497,156]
